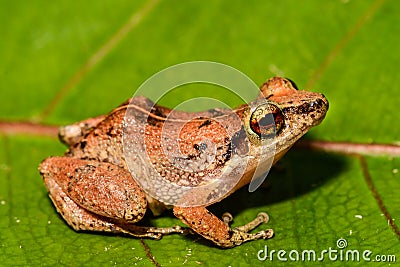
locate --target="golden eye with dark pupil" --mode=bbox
[250,103,284,138]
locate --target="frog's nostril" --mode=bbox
[309,100,319,108]
[310,98,328,109]
[321,95,329,110]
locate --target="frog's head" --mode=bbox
[243,77,329,163]
[223,77,329,193]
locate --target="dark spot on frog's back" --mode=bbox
[106,126,116,137]
[194,143,207,151]
[151,105,168,118]
[147,105,167,126]
[80,141,87,149]
[230,128,249,156]
[198,119,212,129]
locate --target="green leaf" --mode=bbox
[1,0,399,266]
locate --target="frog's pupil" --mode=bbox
[250,114,274,137]
[250,104,284,138]
[258,114,275,137]
[259,116,274,129]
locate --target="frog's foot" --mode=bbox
[222,212,270,233]
[174,206,274,248]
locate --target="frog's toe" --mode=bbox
[256,212,270,224]
[226,211,270,233]
[254,229,274,240]
[221,212,233,225]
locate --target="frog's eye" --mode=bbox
[285,78,299,90]
[249,103,284,138]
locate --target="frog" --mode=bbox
[39,77,328,248]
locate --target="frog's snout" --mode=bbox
[311,94,329,124]
[320,93,329,111]
[310,96,329,112]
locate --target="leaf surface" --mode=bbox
[0,0,398,266]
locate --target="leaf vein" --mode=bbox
[305,0,386,89]
[358,156,400,239]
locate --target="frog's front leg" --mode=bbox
[58,98,133,146]
[40,157,187,238]
[174,206,273,248]
[58,115,107,146]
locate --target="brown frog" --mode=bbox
[39,77,328,248]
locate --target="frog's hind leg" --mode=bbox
[43,171,162,238]
[40,157,187,239]
[174,206,274,248]
[44,167,187,239]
